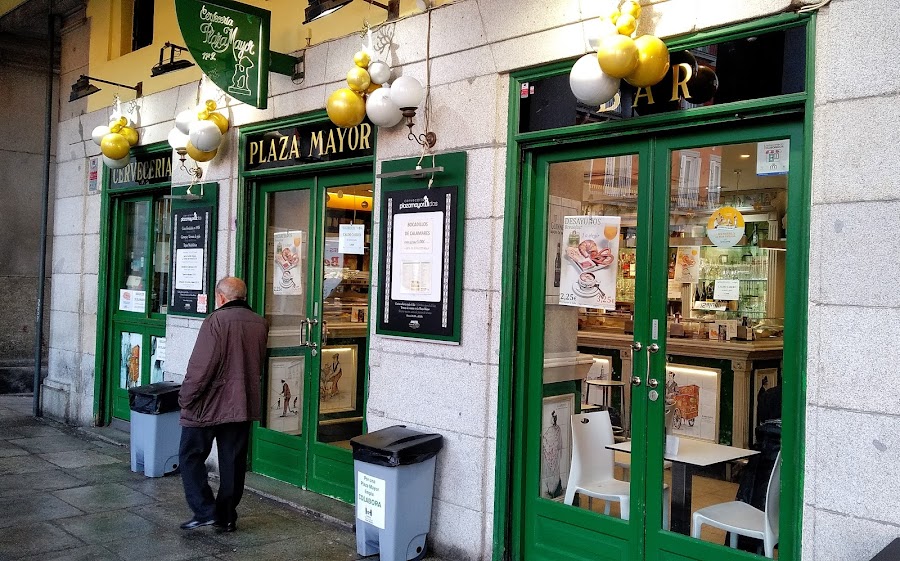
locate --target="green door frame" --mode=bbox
[92,143,172,425]
[238,112,376,502]
[494,13,815,561]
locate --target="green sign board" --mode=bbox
[175,0,270,109]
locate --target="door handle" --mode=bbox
[647,378,659,388]
[648,343,660,354]
[299,318,310,347]
[631,341,643,352]
[631,376,642,386]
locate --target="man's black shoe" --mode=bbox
[214,521,237,533]
[180,517,216,530]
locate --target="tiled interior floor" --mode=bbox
[570,465,777,558]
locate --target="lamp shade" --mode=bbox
[168,128,189,152]
[304,0,352,23]
[389,76,424,110]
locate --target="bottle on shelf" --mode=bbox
[554,243,561,288]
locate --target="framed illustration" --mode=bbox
[119,332,143,390]
[665,364,720,442]
[319,345,358,414]
[267,357,304,435]
[753,367,780,433]
[540,393,575,500]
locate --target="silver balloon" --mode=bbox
[366,86,403,127]
[367,61,391,85]
[569,53,620,106]
[167,127,189,151]
[103,153,131,169]
[188,119,223,152]
[175,109,196,135]
[92,125,110,146]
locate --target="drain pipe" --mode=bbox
[34,7,56,417]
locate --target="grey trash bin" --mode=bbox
[128,381,182,477]
[351,426,444,561]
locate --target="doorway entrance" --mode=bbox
[512,120,804,560]
[249,169,372,502]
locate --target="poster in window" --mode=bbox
[170,206,212,314]
[319,346,358,414]
[558,216,620,310]
[378,184,462,341]
[540,393,574,500]
[273,231,303,296]
[150,336,166,384]
[119,332,143,390]
[267,357,304,435]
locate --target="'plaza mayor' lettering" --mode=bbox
[247,122,373,166]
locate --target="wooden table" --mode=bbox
[607,438,758,535]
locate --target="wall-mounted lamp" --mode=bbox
[69,75,142,102]
[151,42,195,77]
[167,128,203,181]
[303,0,399,24]
[390,76,436,149]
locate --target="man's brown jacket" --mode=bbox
[178,299,269,427]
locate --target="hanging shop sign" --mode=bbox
[376,152,466,343]
[108,152,172,190]
[175,0,270,108]
[243,120,375,172]
[169,183,219,316]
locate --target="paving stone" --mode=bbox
[57,509,160,544]
[0,521,84,559]
[0,454,58,476]
[10,435,102,454]
[0,469,85,498]
[101,533,217,561]
[18,544,123,561]
[0,425,65,439]
[67,462,148,484]
[213,537,359,561]
[201,511,324,549]
[0,441,28,458]
[0,493,85,528]
[52,483,156,513]
[39,449,120,469]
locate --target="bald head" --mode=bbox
[215,277,247,306]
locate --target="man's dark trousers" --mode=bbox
[179,421,251,524]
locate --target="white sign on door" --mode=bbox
[339,224,366,255]
[756,140,790,176]
[356,471,386,529]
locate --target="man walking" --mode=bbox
[177,277,268,533]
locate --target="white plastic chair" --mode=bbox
[691,451,781,558]
[564,411,669,528]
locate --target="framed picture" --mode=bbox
[665,364,720,442]
[120,332,142,390]
[753,367,780,434]
[319,345,359,414]
[267,357,304,435]
[540,393,575,500]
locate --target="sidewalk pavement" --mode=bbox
[0,395,445,561]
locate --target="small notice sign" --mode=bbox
[356,471,386,530]
[119,289,146,313]
[339,224,365,255]
[713,279,740,301]
[757,139,790,176]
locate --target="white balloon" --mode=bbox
[366,86,403,128]
[569,53,620,106]
[175,109,197,135]
[189,119,223,152]
[367,61,391,85]
[91,125,110,145]
[588,21,620,50]
[103,153,131,169]
[167,128,189,151]
[390,75,424,109]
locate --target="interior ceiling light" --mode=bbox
[151,42,195,77]
[69,75,142,102]
[303,0,399,24]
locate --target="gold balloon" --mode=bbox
[597,34,639,78]
[109,122,123,134]
[205,99,217,111]
[120,126,139,146]
[354,50,371,68]
[186,142,217,162]
[100,133,130,160]
[346,67,372,93]
[616,14,637,36]
[207,112,229,134]
[197,109,210,120]
[625,35,670,87]
[326,88,366,128]
[621,1,641,19]
[366,82,382,95]
[609,9,621,22]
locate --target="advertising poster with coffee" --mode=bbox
[273,231,303,296]
[558,216,620,310]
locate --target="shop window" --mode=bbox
[114,0,154,56]
[131,0,154,52]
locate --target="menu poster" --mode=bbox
[546,196,581,304]
[379,185,461,341]
[558,216,620,311]
[273,231,303,296]
[339,224,366,255]
[170,206,213,315]
[673,246,701,283]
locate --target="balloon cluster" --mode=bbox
[570,1,671,106]
[326,50,403,129]
[92,116,140,170]
[631,51,719,115]
[169,100,230,163]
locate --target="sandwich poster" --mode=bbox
[558,216,620,310]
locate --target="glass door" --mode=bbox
[518,121,802,561]
[250,170,373,502]
[108,194,171,420]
